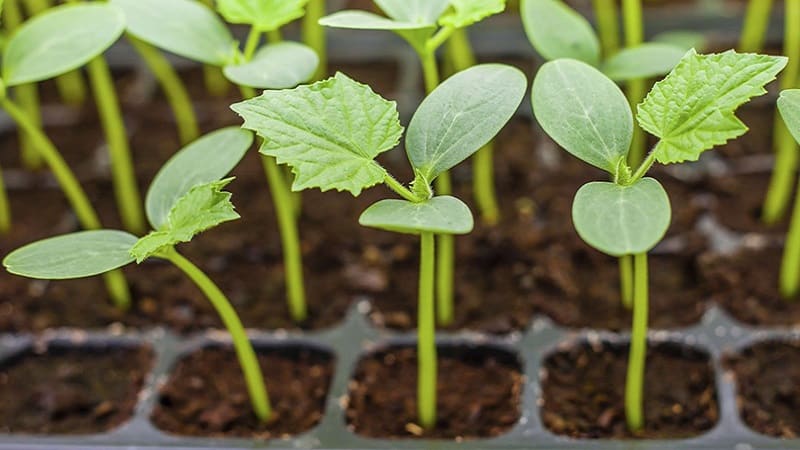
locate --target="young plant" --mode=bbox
[532,50,786,431]
[777,90,800,298]
[233,64,526,428]
[2,126,271,421]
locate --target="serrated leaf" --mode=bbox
[223,42,319,89]
[601,43,686,81]
[572,178,671,256]
[359,196,474,235]
[439,0,505,28]
[407,64,526,181]
[216,0,308,31]
[318,10,430,30]
[375,0,450,23]
[232,72,403,196]
[128,231,173,263]
[779,89,800,145]
[532,59,633,175]
[521,0,600,66]
[638,49,788,164]
[3,230,138,279]
[3,3,125,86]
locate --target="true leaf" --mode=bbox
[146,127,252,230]
[223,42,319,89]
[601,43,686,81]
[532,59,633,175]
[359,196,474,235]
[3,3,125,86]
[3,230,138,279]
[111,0,236,66]
[638,49,787,164]
[406,64,526,181]
[521,0,600,66]
[439,0,505,28]
[375,0,450,23]
[232,72,403,196]
[217,0,308,31]
[572,178,671,256]
[318,10,430,30]
[779,89,800,145]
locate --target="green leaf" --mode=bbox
[223,42,319,89]
[601,43,686,81]
[572,178,671,257]
[652,30,706,51]
[232,72,403,196]
[3,3,125,86]
[439,0,505,28]
[146,127,252,230]
[3,230,138,279]
[133,179,239,262]
[375,0,450,23]
[359,196,474,235]
[532,59,633,175]
[521,0,600,66]
[779,89,800,145]
[638,49,788,164]
[318,10,430,30]
[216,0,308,31]
[407,64,526,181]
[111,0,236,66]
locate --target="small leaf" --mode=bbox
[128,231,173,264]
[779,89,800,145]
[375,0,450,23]
[638,49,788,164]
[223,42,319,89]
[439,0,505,28]
[572,178,671,256]
[232,72,403,196]
[3,230,138,279]
[532,59,633,175]
[217,0,308,31]
[359,196,474,235]
[3,4,125,86]
[111,0,236,66]
[407,64,526,181]
[146,127,252,230]
[601,43,686,81]
[319,10,430,30]
[521,0,600,66]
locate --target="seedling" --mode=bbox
[2,127,272,421]
[233,64,526,429]
[532,50,786,431]
[777,90,800,298]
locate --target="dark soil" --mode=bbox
[0,344,151,434]
[345,345,523,439]
[151,345,333,438]
[725,340,800,438]
[707,173,789,234]
[542,341,718,439]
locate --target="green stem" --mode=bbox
[384,172,421,202]
[164,247,271,421]
[127,35,199,145]
[592,0,620,57]
[0,164,11,233]
[739,0,774,53]
[197,0,230,97]
[625,252,648,432]
[86,56,146,235]
[420,49,440,95]
[267,29,283,44]
[303,0,327,81]
[621,0,646,167]
[628,145,657,184]
[619,255,633,309]
[418,231,437,429]
[781,173,800,298]
[243,27,262,61]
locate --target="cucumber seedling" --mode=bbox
[531,50,786,431]
[233,64,526,429]
[776,90,800,298]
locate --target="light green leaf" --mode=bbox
[318,10,430,30]
[521,0,600,66]
[128,231,173,263]
[146,127,252,230]
[572,178,671,257]
[216,0,308,31]
[601,43,686,81]
[638,49,787,164]
[232,72,403,196]
[375,0,449,23]
[359,196,474,235]
[532,59,633,175]
[407,64,526,181]
[652,30,706,51]
[439,0,505,28]
[3,230,138,279]
[3,3,125,86]
[779,89,800,145]
[223,42,319,89]
[111,0,236,66]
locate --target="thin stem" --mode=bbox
[303,0,327,81]
[384,172,421,202]
[619,255,633,309]
[592,0,620,57]
[629,146,657,184]
[426,25,455,54]
[0,164,11,233]
[781,172,800,298]
[420,49,441,95]
[198,0,231,96]
[164,248,271,421]
[621,0,643,46]
[418,232,437,429]
[621,0,647,167]
[86,56,146,235]
[625,252,648,432]
[243,27,262,61]
[267,29,283,46]
[739,0,774,53]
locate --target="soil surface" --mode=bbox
[345,345,523,439]
[0,344,151,434]
[151,345,333,438]
[707,173,789,235]
[725,340,800,438]
[542,341,718,439]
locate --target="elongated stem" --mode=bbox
[164,248,271,421]
[625,252,648,432]
[384,172,422,202]
[592,0,620,57]
[86,56,146,235]
[619,255,633,309]
[739,0,774,53]
[781,174,800,298]
[418,232,437,429]
[127,35,199,145]
[203,65,231,97]
[243,27,262,61]
[0,165,11,233]
[621,0,647,167]
[303,0,327,81]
